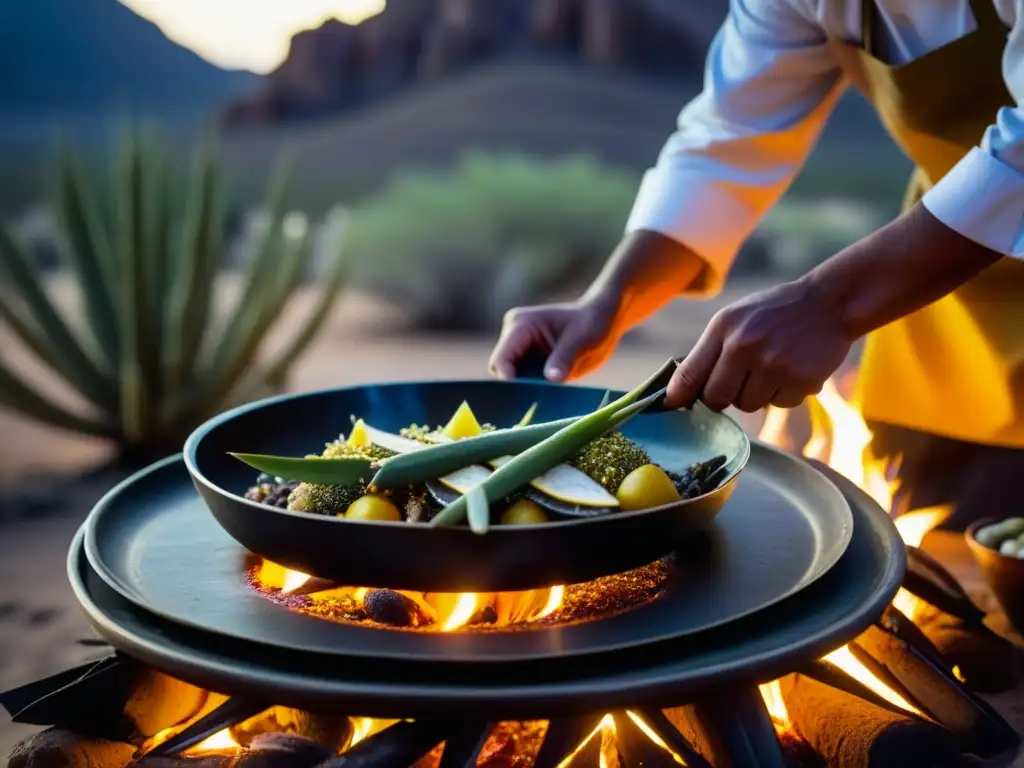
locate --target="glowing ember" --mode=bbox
[186,729,239,754]
[249,557,669,633]
[822,646,922,715]
[556,714,617,768]
[757,680,791,733]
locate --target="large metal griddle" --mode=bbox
[85,442,852,664]
[183,378,754,592]
[69,467,904,719]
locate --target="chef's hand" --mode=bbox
[665,278,854,413]
[488,297,620,383]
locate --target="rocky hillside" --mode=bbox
[224,0,730,125]
[0,0,255,118]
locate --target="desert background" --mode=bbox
[0,0,913,758]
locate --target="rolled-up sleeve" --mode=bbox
[922,13,1024,258]
[625,0,847,294]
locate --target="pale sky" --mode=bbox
[120,0,386,74]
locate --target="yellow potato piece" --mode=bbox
[500,499,549,525]
[615,464,681,511]
[443,401,484,439]
[343,494,401,522]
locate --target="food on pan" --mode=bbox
[233,376,729,534]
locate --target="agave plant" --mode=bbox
[0,132,350,456]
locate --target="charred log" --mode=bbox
[234,734,334,768]
[7,728,135,768]
[912,603,1023,693]
[778,674,964,767]
[319,720,449,768]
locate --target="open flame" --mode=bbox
[252,560,569,632]
[757,375,954,732]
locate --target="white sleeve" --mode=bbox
[922,3,1024,258]
[625,0,847,294]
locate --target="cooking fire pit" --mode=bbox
[3,380,1022,766]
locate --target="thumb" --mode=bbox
[665,331,722,409]
[545,323,595,382]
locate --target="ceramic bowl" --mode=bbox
[965,517,1024,634]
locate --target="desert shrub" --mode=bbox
[342,152,638,331]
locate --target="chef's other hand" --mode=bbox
[665,278,853,413]
[488,298,619,383]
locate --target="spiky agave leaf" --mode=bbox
[195,215,314,419]
[162,131,221,394]
[0,225,115,411]
[236,212,351,399]
[54,139,120,371]
[0,358,112,437]
[115,132,152,444]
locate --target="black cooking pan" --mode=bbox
[183,365,751,592]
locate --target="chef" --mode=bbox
[489,0,1024,529]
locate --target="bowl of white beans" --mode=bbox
[966,517,1024,634]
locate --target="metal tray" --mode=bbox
[69,466,902,718]
[84,441,852,664]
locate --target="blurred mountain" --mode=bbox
[0,0,255,119]
[223,0,732,124]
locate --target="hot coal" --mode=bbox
[362,590,428,627]
[230,708,352,752]
[234,734,334,768]
[779,674,965,768]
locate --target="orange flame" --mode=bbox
[254,560,568,632]
[757,376,954,727]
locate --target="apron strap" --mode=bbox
[861,0,879,57]
[967,0,1007,31]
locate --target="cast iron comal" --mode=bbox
[184,377,753,592]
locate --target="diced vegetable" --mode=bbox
[344,495,402,522]
[500,499,548,525]
[615,464,681,511]
[443,401,484,439]
[347,418,370,447]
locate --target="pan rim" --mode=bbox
[83,445,852,664]
[182,379,752,532]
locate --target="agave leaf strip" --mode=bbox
[430,384,666,528]
[368,416,579,489]
[0,225,115,410]
[230,453,374,485]
[465,485,490,535]
[0,358,113,437]
[54,140,120,370]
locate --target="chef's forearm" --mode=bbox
[581,230,707,335]
[803,203,1003,339]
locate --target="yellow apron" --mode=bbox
[830,0,1024,448]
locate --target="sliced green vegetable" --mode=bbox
[230,453,374,485]
[430,370,671,528]
[466,485,490,535]
[516,402,538,428]
[598,390,613,409]
[368,416,579,490]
